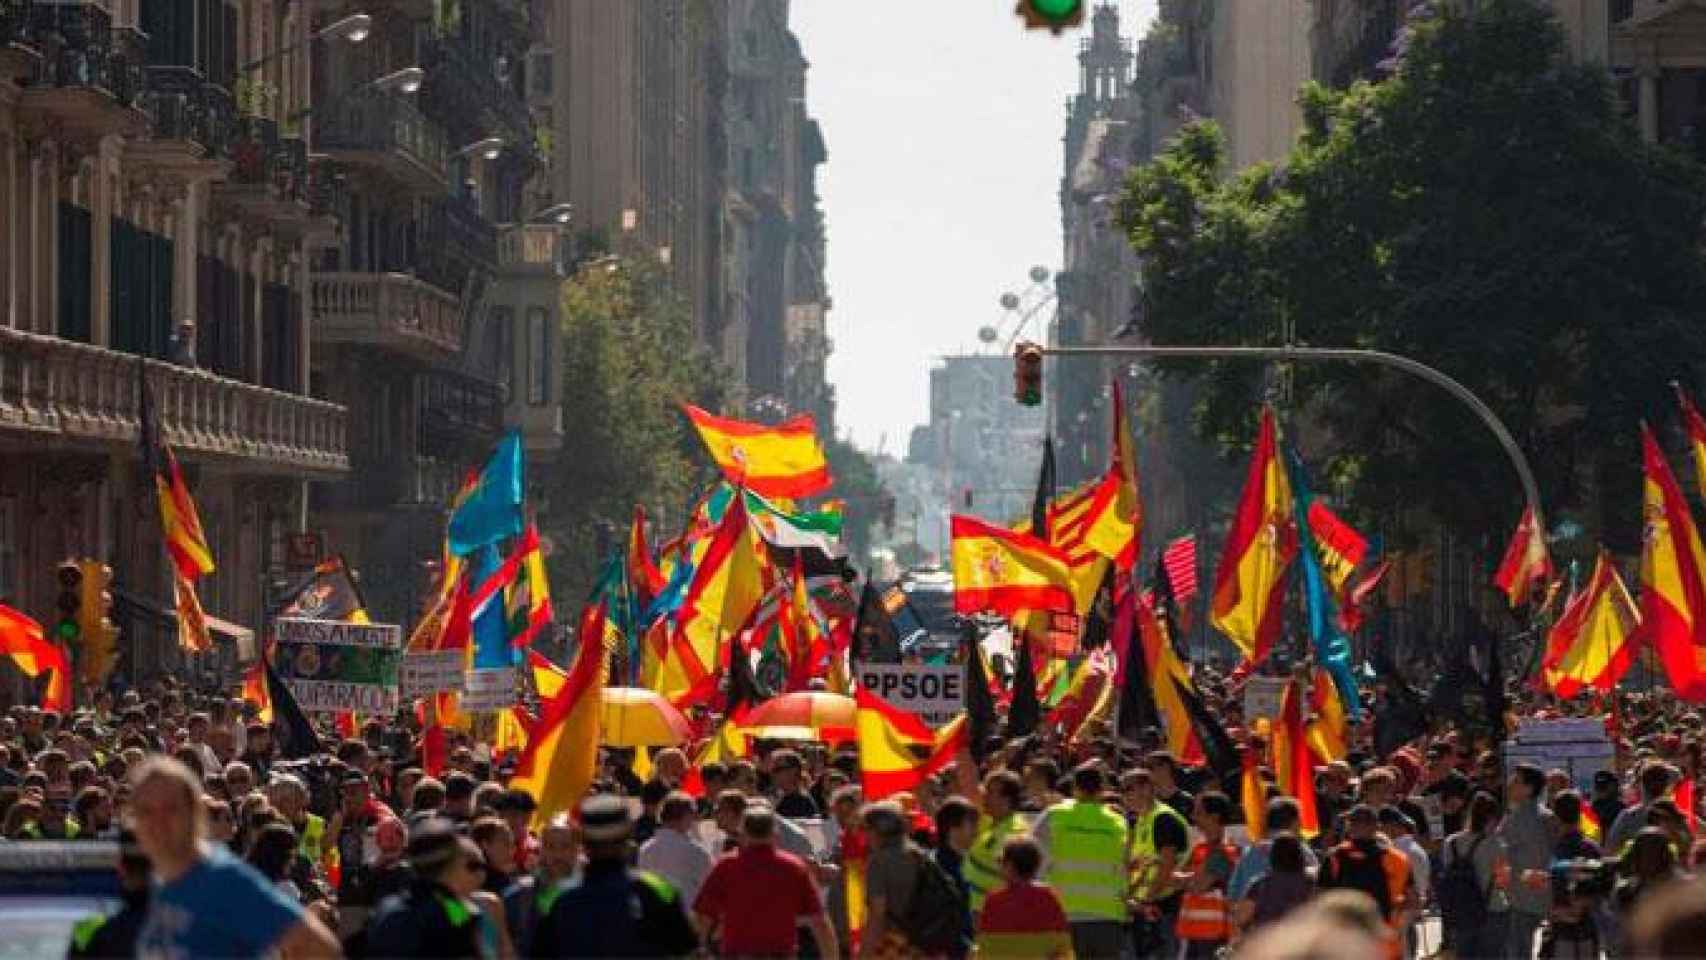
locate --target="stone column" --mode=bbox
[1640,67,1661,144]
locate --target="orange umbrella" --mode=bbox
[600,687,693,747]
[740,691,856,733]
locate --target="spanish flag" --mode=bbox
[0,604,71,713]
[1542,550,1640,699]
[683,404,832,499]
[1241,747,1266,841]
[855,685,968,799]
[1640,425,1706,700]
[510,602,612,826]
[1306,666,1348,763]
[1493,506,1552,608]
[629,505,666,602]
[950,515,1074,617]
[1210,408,1297,664]
[1274,678,1320,838]
[1677,385,1706,501]
[528,647,568,700]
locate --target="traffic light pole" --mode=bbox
[1042,344,1543,531]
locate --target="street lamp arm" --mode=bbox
[1045,343,1544,530]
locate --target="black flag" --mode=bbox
[1031,436,1057,540]
[1117,592,1161,740]
[1007,636,1041,738]
[263,653,326,760]
[852,583,902,663]
[962,620,999,761]
[1173,675,1242,789]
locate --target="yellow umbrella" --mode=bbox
[599,687,693,747]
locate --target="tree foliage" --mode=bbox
[1117,0,1706,551]
[541,245,729,603]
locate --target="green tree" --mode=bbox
[1117,0,1706,551]
[542,244,729,603]
[824,437,886,566]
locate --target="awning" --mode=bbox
[113,588,257,658]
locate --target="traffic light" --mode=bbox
[76,559,118,686]
[1014,341,1044,406]
[54,561,81,646]
[1016,0,1084,34]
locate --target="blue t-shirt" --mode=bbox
[135,844,304,960]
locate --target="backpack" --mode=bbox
[897,846,967,955]
[1437,835,1490,931]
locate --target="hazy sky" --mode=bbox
[792,0,1157,456]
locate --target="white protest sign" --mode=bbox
[462,666,518,712]
[400,650,466,698]
[1504,717,1615,793]
[856,663,964,727]
[273,618,401,714]
[1242,677,1287,721]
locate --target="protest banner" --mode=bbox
[274,617,402,713]
[401,650,466,698]
[462,666,519,712]
[856,663,964,727]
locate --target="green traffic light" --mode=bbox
[55,619,78,642]
[1030,0,1082,22]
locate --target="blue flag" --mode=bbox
[471,545,519,669]
[448,432,525,557]
[1283,446,1362,721]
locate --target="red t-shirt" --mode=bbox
[693,844,820,955]
[978,880,1070,936]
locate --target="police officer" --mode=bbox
[67,831,149,959]
[528,794,699,958]
[361,818,489,958]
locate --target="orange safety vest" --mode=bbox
[1176,841,1240,943]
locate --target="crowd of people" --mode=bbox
[6,675,1706,958]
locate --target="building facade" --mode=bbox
[0,0,349,683]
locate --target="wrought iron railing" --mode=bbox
[316,89,449,181]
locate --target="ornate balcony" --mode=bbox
[418,196,497,297]
[213,119,313,226]
[420,29,532,149]
[416,370,504,463]
[20,4,147,141]
[310,272,463,362]
[0,327,349,476]
[316,90,448,195]
[497,224,569,276]
[128,68,233,176]
[0,0,43,84]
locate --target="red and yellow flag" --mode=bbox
[156,448,215,581]
[950,515,1074,617]
[1306,501,1367,594]
[1274,678,1320,838]
[510,602,612,826]
[1542,550,1640,699]
[855,686,968,800]
[173,571,212,654]
[1138,591,1202,762]
[241,654,272,724]
[1210,408,1297,664]
[1678,385,1706,501]
[1493,506,1552,608]
[683,404,832,499]
[1240,747,1266,841]
[1305,666,1348,764]
[658,493,766,704]
[506,524,553,649]
[0,604,71,713]
[1641,425,1706,700]
[629,505,666,601]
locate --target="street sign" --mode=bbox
[856,663,964,727]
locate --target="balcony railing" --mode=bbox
[138,68,233,158]
[417,370,504,462]
[421,31,532,145]
[316,90,448,193]
[418,196,497,296]
[230,123,308,203]
[497,224,569,275]
[0,326,349,475]
[26,3,145,111]
[310,272,463,360]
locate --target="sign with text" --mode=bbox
[462,667,518,712]
[1242,677,1287,722]
[856,663,964,727]
[1503,718,1615,794]
[400,650,466,698]
[274,617,401,714]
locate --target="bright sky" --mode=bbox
[793,0,1157,456]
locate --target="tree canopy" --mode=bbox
[1117,0,1706,551]
[541,244,728,603]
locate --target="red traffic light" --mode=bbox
[1014,342,1044,407]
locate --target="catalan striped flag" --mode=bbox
[1210,408,1297,664]
[1162,535,1199,606]
[683,404,832,498]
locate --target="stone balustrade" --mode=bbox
[0,326,349,475]
[310,271,464,360]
